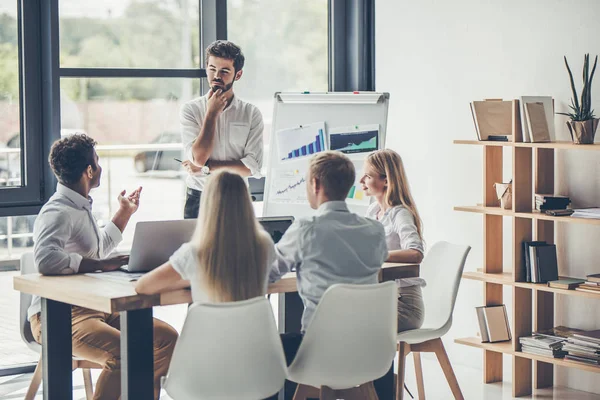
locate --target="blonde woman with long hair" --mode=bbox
[360,149,425,332]
[136,170,275,303]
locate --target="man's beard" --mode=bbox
[211,80,234,93]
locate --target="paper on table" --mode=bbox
[85,271,145,283]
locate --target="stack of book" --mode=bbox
[574,273,600,295]
[519,326,582,358]
[520,335,567,358]
[522,241,558,283]
[535,194,571,211]
[564,330,600,365]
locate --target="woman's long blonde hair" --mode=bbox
[366,149,424,240]
[192,170,268,302]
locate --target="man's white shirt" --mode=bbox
[180,94,264,191]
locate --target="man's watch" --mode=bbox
[201,159,210,175]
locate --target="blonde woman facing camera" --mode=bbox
[360,149,425,332]
[136,170,275,302]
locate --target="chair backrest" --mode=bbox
[420,241,471,332]
[19,252,41,353]
[162,297,287,400]
[287,282,397,390]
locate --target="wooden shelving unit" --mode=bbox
[454,101,600,397]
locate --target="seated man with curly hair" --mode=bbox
[28,134,178,400]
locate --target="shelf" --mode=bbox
[455,337,600,374]
[454,205,600,226]
[454,139,600,150]
[462,271,600,300]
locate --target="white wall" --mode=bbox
[377,0,600,393]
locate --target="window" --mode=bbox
[226,0,329,153]
[59,0,200,69]
[60,77,199,246]
[0,1,20,188]
[0,1,21,189]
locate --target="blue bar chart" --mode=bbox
[277,122,327,162]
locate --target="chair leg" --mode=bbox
[413,352,426,399]
[431,338,464,400]
[25,357,43,400]
[396,342,409,400]
[82,368,94,400]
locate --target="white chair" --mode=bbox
[289,282,398,400]
[395,241,471,400]
[162,296,287,400]
[19,252,100,400]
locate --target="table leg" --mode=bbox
[41,298,72,400]
[277,292,303,334]
[120,308,154,400]
[278,292,304,400]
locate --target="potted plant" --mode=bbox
[559,54,598,144]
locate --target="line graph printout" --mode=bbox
[268,163,308,204]
[277,122,327,162]
[329,124,379,154]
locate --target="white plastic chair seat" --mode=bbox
[162,296,287,400]
[287,282,398,391]
[396,320,452,344]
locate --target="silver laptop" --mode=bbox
[121,219,197,273]
[257,216,294,244]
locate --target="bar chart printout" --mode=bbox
[329,124,379,154]
[277,122,327,162]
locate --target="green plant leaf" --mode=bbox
[564,56,580,112]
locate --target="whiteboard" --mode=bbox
[263,92,390,219]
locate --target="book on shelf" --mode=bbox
[519,335,564,350]
[565,354,600,365]
[521,344,566,358]
[548,278,585,290]
[545,209,575,216]
[524,102,551,142]
[572,330,600,345]
[470,100,513,141]
[519,96,555,143]
[571,208,600,219]
[575,287,600,295]
[534,194,571,211]
[587,273,600,283]
[536,325,585,339]
[522,241,558,283]
[476,305,511,343]
[577,283,600,291]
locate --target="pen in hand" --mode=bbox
[174,158,183,163]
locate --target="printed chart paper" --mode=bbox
[329,124,379,154]
[277,122,327,162]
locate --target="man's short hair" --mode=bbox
[49,134,97,185]
[205,40,245,72]
[309,151,355,201]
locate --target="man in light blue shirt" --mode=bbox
[267,151,388,399]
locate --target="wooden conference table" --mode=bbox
[14,263,419,400]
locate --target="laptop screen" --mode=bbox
[258,217,294,244]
